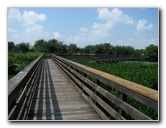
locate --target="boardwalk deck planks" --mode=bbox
[27,59,101,120]
[8,54,158,121]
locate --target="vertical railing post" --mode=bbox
[95,80,101,105]
[119,93,127,117]
[83,73,88,95]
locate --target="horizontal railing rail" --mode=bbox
[60,54,147,63]
[8,54,44,120]
[52,54,158,120]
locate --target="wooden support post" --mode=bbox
[95,80,101,105]
[83,73,88,93]
[119,93,127,117]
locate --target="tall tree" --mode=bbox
[67,43,79,55]
[34,39,47,52]
[84,45,95,54]
[8,41,15,52]
[60,44,67,55]
[124,46,135,54]
[145,44,158,62]
[102,43,112,55]
[111,45,135,55]
[47,39,57,53]
[16,42,30,53]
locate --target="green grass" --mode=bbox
[8,52,42,79]
[77,61,158,90]
[77,60,158,119]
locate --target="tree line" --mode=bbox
[8,39,158,62]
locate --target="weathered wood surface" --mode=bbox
[27,59,101,120]
[8,55,44,120]
[8,55,43,109]
[52,55,158,120]
[53,55,158,102]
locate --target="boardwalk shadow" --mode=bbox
[46,60,62,120]
[28,59,62,120]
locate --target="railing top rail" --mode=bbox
[8,54,43,108]
[52,54,158,102]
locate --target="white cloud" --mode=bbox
[22,11,46,25]
[8,24,49,45]
[25,24,48,36]
[8,8,21,21]
[66,22,112,46]
[93,8,133,37]
[66,8,134,47]
[53,32,62,39]
[97,8,110,20]
[8,8,49,45]
[66,29,111,47]
[136,19,153,31]
[97,8,134,24]
[91,21,114,36]
[8,24,49,44]
[8,8,46,26]
[23,25,49,44]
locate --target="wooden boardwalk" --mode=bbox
[8,55,158,120]
[27,59,101,120]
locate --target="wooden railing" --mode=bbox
[8,54,44,120]
[52,54,158,120]
[59,54,147,63]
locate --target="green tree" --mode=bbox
[34,39,68,54]
[47,39,57,53]
[84,45,95,54]
[29,46,35,52]
[125,46,135,54]
[145,44,158,62]
[94,44,104,54]
[60,44,67,55]
[8,41,16,52]
[34,39,47,52]
[135,49,146,55]
[93,43,111,55]
[112,46,125,54]
[102,43,112,55]
[111,45,135,55]
[16,42,30,53]
[67,43,79,55]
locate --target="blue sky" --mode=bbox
[8,8,158,49]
